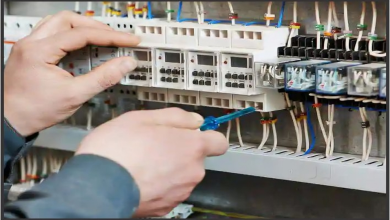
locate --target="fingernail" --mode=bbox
[191,112,204,123]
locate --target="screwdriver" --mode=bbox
[199,107,257,131]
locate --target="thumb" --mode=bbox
[74,56,137,100]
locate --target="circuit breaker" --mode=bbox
[120,47,153,87]
[154,49,186,89]
[187,51,219,92]
[90,46,120,70]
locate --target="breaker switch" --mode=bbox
[141,75,147,81]
[199,80,205,85]
[198,71,205,77]
[205,72,211,77]
[225,82,232,87]
[135,75,141,80]
[172,69,179,75]
[193,79,199,85]
[129,75,135,80]
[238,74,245,80]
[160,68,166,73]
[205,81,212,86]
[166,77,172,82]
[232,83,238,88]
[161,77,166,82]
[192,71,198,76]
[225,73,232,79]
[173,78,179,83]
[239,83,245,88]
[232,74,238,79]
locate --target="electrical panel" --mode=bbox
[154,49,186,89]
[187,51,219,92]
[90,46,120,69]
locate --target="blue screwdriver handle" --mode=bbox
[199,107,257,131]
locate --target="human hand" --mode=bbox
[4,11,140,136]
[75,108,229,217]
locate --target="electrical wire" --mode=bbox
[331,2,339,40]
[270,112,278,151]
[343,1,351,51]
[236,117,244,147]
[20,157,26,183]
[313,96,328,153]
[114,2,120,17]
[194,2,201,24]
[227,2,235,25]
[300,102,309,151]
[226,120,232,143]
[135,2,140,19]
[359,105,373,160]
[31,153,37,185]
[74,2,80,13]
[324,2,332,50]
[293,101,303,153]
[287,1,297,47]
[304,103,316,155]
[147,1,152,19]
[87,2,93,11]
[314,2,321,49]
[143,2,148,19]
[128,1,134,19]
[284,93,300,153]
[199,2,205,24]
[368,1,386,57]
[41,152,48,179]
[325,103,335,157]
[87,105,93,131]
[266,2,273,27]
[258,112,268,150]
[354,2,366,51]
[167,2,172,21]
[102,2,107,17]
[26,154,32,183]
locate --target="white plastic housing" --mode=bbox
[120,47,153,87]
[220,53,256,95]
[137,87,168,103]
[232,88,286,112]
[347,63,386,97]
[199,92,233,109]
[379,68,386,98]
[60,47,91,76]
[90,46,120,70]
[154,49,187,89]
[187,51,219,92]
[167,89,200,106]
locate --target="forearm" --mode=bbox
[4,154,140,218]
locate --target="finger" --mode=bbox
[72,56,137,100]
[40,27,140,54]
[29,11,112,40]
[129,108,204,130]
[32,15,52,31]
[199,130,229,157]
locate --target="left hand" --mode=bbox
[4,11,140,136]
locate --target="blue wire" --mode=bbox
[277,1,286,28]
[303,103,316,155]
[176,1,183,22]
[244,21,278,26]
[208,20,246,25]
[147,1,153,19]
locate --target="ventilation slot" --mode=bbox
[223,99,230,107]
[330,157,344,161]
[341,158,354,163]
[159,94,166,102]
[214,98,222,107]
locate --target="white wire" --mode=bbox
[314,96,328,151]
[293,101,303,153]
[226,120,231,143]
[135,2,140,19]
[75,2,80,12]
[227,2,235,25]
[331,2,339,41]
[167,2,171,21]
[354,2,366,51]
[300,102,309,151]
[359,107,368,160]
[30,153,37,185]
[314,2,321,49]
[26,154,32,180]
[287,2,297,47]
[113,2,120,17]
[343,2,351,51]
[199,2,205,24]
[266,2,273,26]
[326,104,335,157]
[258,112,268,150]
[87,2,92,11]
[128,2,134,19]
[194,2,201,24]
[369,1,386,57]
[143,2,147,19]
[324,2,332,50]
[42,152,48,177]
[236,117,244,147]
[270,112,278,151]
[102,2,106,17]
[284,93,300,153]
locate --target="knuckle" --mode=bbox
[165,107,186,116]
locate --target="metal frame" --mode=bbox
[34,125,386,194]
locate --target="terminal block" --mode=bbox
[284,60,330,92]
[315,62,361,95]
[254,57,300,89]
[347,63,386,97]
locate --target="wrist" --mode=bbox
[5,96,38,137]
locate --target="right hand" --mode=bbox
[75,108,229,217]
